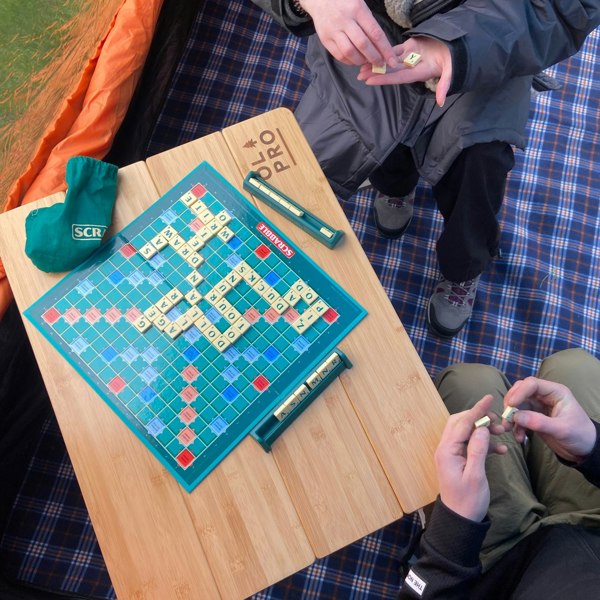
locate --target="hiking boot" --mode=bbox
[427,275,481,337]
[373,190,415,238]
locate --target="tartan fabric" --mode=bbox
[146,1,309,155]
[252,516,420,600]
[0,416,114,599]
[369,29,600,385]
[1,0,599,597]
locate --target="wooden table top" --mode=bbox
[0,108,448,599]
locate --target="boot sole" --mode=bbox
[373,208,412,239]
[426,300,468,338]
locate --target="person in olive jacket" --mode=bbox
[251,0,600,337]
[401,348,600,599]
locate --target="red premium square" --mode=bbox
[263,308,279,323]
[180,406,197,424]
[255,244,271,259]
[182,365,199,382]
[108,376,126,394]
[42,307,61,325]
[63,308,81,324]
[105,307,122,323]
[125,307,142,322]
[322,308,339,323]
[176,448,195,469]
[85,307,102,324]
[189,218,203,232]
[120,244,136,258]
[283,307,300,323]
[181,385,198,403]
[178,427,196,446]
[191,184,207,198]
[253,375,269,392]
[243,307,261,324]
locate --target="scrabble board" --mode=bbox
[25,162,367,492]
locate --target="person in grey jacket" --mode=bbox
[251,0,600,337]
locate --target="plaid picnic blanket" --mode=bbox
[1,0,599,597]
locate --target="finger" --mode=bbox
[503,379,534,413]
[505,377,559,409]
[356,64,374,80]
[355,8,396,66]
[512,422,528,444]
[435,68,451,107]
[357,64,404,83]
[332,31,368,65]
[489,441,508,455]
[524,378,570,409]
[345,22,381,64]
[357,51,431,84]
[488,420,507,436]
[512,409,561,437]
[440,395,497,450]
[328,19,383,66]
[468,395,497,426]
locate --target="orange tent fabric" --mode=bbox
[0,0,163,320]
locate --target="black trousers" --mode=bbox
[370,141,515,282]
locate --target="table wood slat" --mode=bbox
[147,132,316,598]
[146,125,404,558]
[221,109,449,513]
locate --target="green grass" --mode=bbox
[0,0,83,126]
[0,0,124,211]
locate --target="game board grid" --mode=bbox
[25,162,366,491]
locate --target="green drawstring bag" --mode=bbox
[25,156,118,273]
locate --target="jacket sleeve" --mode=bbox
[570,420,600,487]
[250,0,315,36]
[399,498,490,600]
[408,0,600,93]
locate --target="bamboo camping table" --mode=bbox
[0,108,448,599]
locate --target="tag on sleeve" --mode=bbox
[405,569,428,596]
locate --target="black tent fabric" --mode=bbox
[0,305,51,549]
[109,0,310,163]
[106,0,205,167]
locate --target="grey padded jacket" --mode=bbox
[252,0,600,197]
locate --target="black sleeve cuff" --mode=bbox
[424,498,491,567]
[288,0,308,18]
[281,0,314,35]
[445,37,468,96]
[571,420,600,487]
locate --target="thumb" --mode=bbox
[464,427,490,474]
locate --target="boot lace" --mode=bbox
[437,277,479,307]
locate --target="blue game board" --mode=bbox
[25,162,366,492]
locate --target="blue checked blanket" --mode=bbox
[1,1,599,597]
